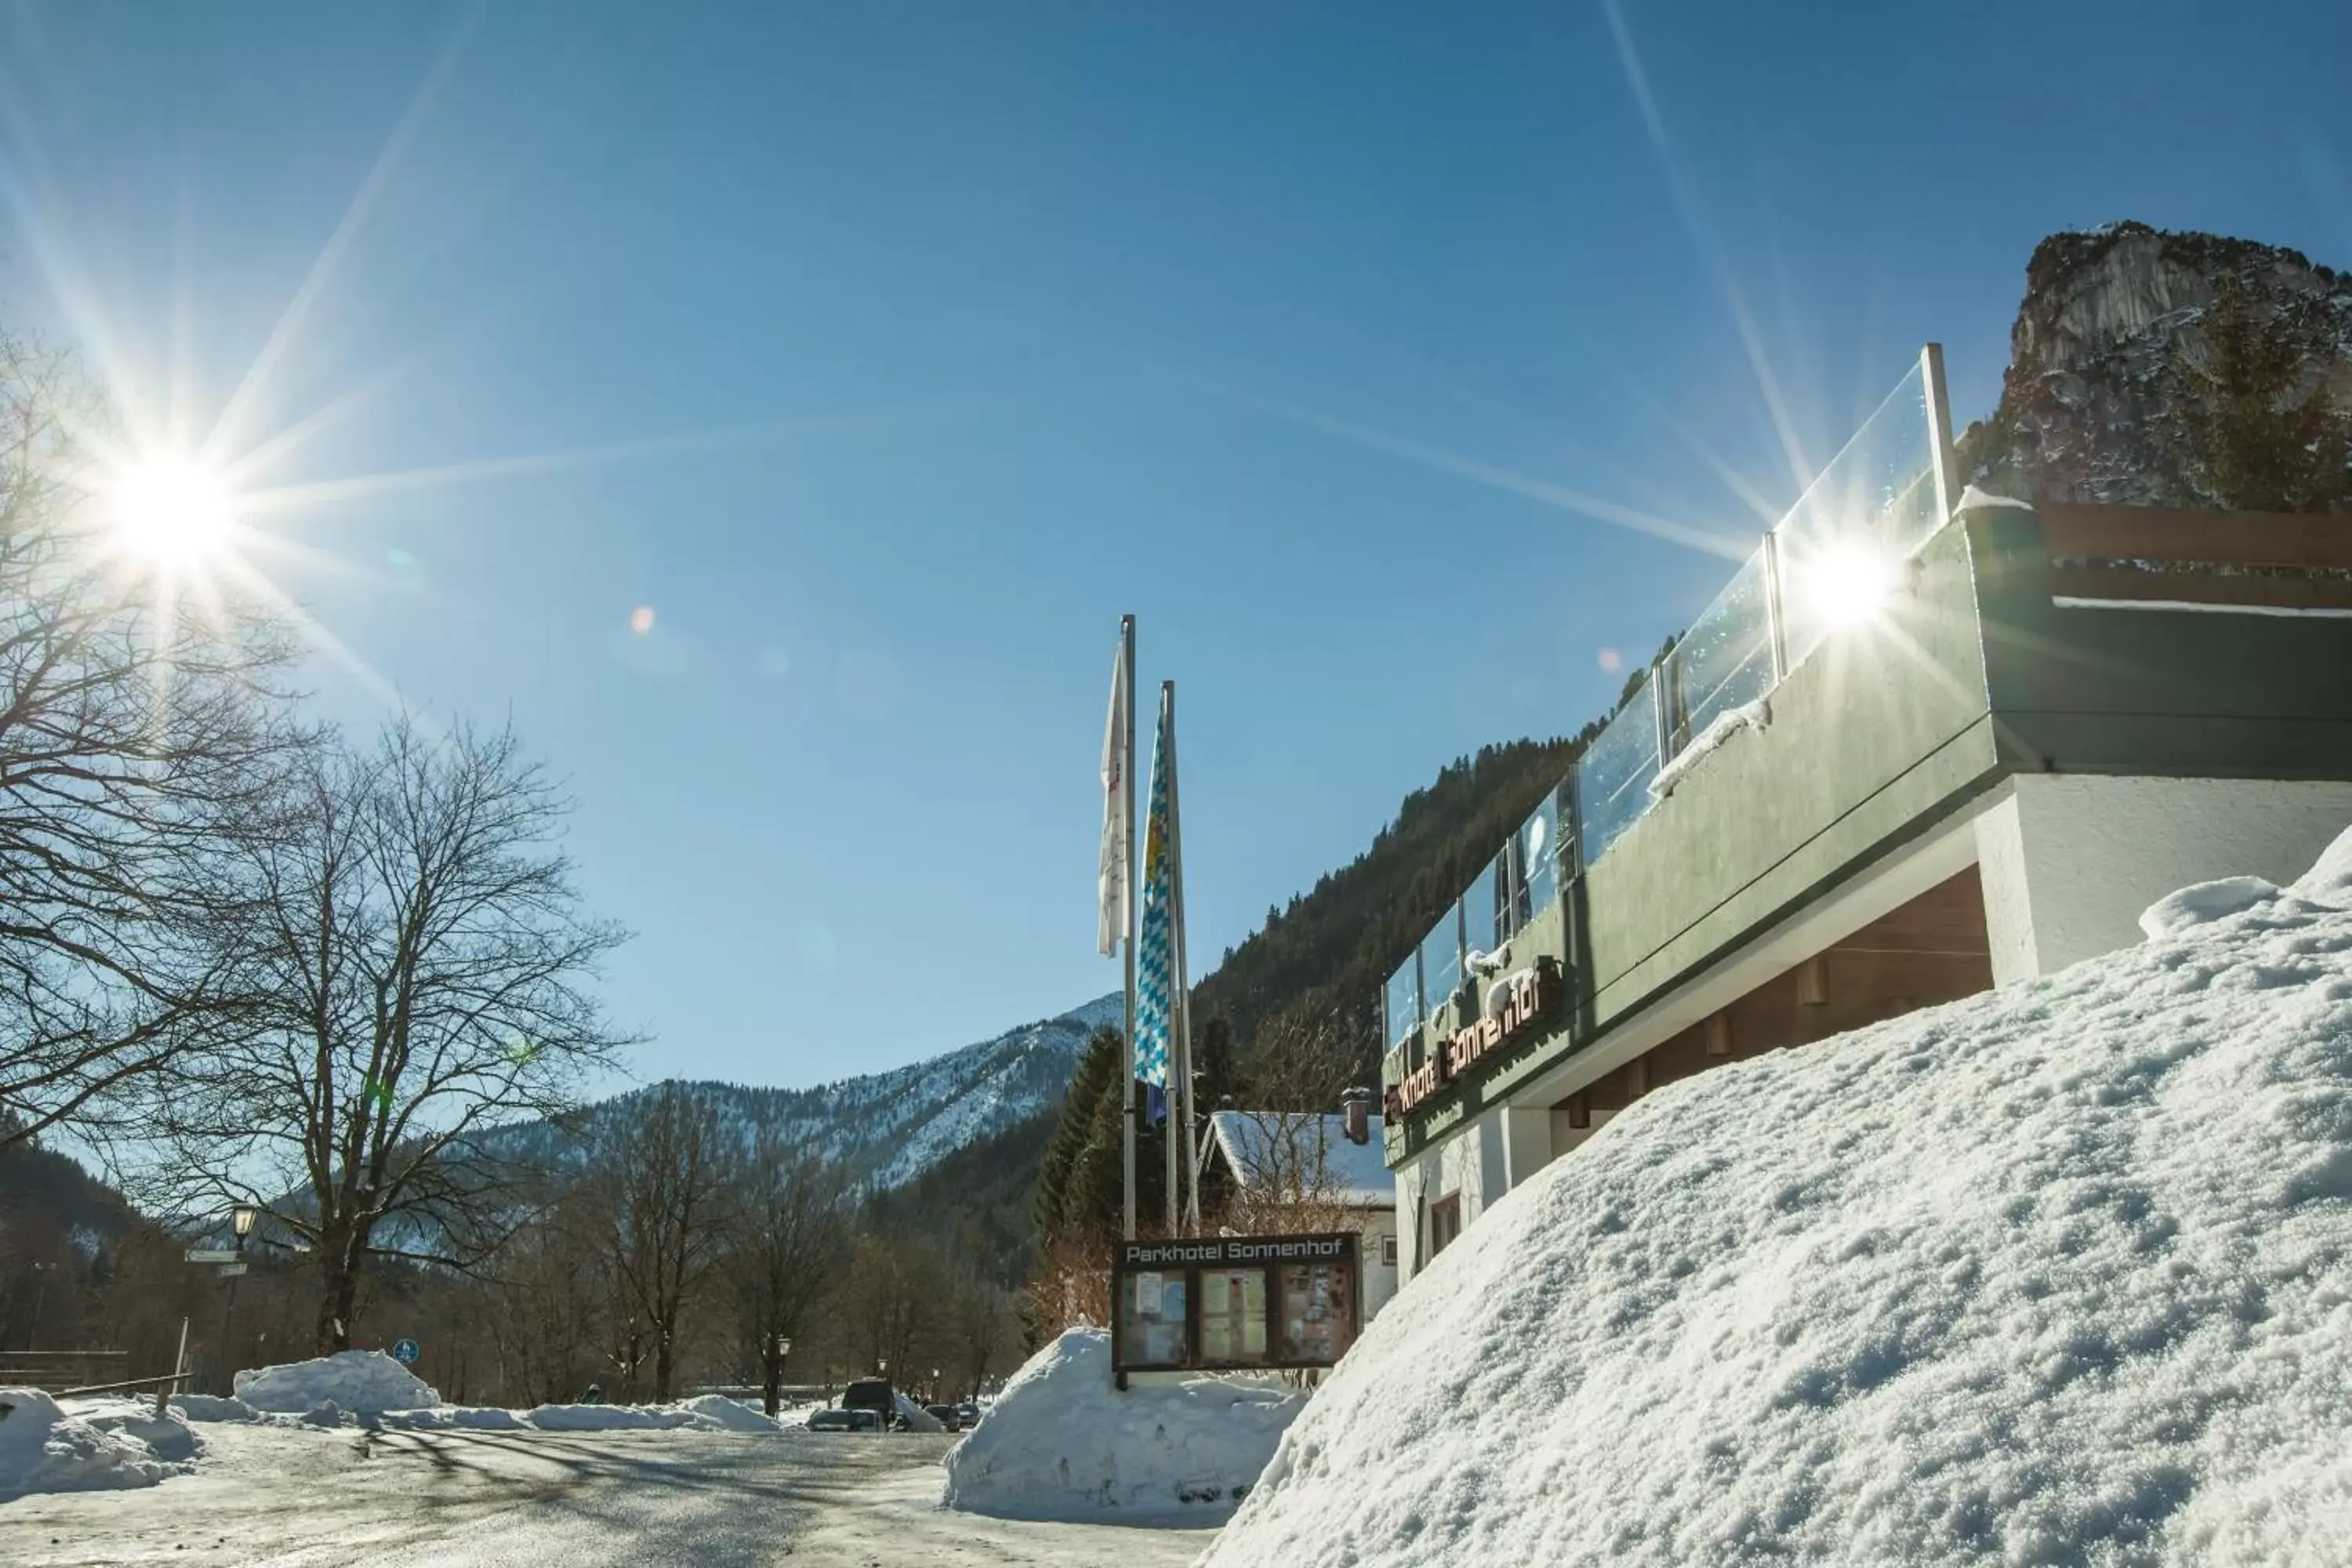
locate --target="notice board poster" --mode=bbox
[1118,1269,1189,1369]
[1278,1260,1355,1363]
[1110,1233,1359,1373]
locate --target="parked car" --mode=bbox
[806,1408,881,1433]
[924,1403,961,1432]
[840,1377,898,1431]
[954,1400,980,1427]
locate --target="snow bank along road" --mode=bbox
[0,1422,1214,1566]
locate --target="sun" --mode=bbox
[106,454,239,568]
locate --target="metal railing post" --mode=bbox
[1921,343,1958,523]
[1762,528,1790,683]
[1650,660,1673,766]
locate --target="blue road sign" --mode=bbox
[390,1338,421,1366]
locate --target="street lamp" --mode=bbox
[230,1203,257,1250]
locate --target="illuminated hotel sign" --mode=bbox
[1385,963,1561,1123]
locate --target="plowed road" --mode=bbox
[1,1425,1216,1566]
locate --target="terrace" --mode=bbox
[1379,347,2352,1200]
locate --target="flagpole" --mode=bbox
[1165,681,1200,1237]
[1121,615,1138,1244]
[1160,682,1179,1238]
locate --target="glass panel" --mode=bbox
[1198,1267,1270,1366]
[1517,790,1560,923]
[1385,955,1420,1049]
[1668,546,1777,753]
[1577,679,1661,866]
[1277,1261,1355,1364]
[1118,1269,1189,1368]
[1465,850,1506,956]
[1417,905,1463,1026]
[1773,361,1943,669]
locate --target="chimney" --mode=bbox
[1341,1087,1373,1145]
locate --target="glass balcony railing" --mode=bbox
[1577,680,1661,867]
[1668,545,1777,751]
[1514,789,1561,930]
[1465,849,1507,958]
[1417,909,1463,1029]
[1380,350,1953,1102]
[1773,360,1945,670]
[1385,954,1421,1049]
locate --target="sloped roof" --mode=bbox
[1207,1111,1394,1209]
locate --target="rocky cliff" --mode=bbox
[1960,221,2352,510]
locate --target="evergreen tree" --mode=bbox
[1031,1024,1121,1240]
[2194,282,2350,511]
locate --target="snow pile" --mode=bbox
[1650,698,1769,802]
[943,1327,1302,1524]
[1957,482,2035,512]
[169,1393,257,1424]
[67,1397,202,1462]
[895,1390,945,1433]
[522,1402,723,1432]
[677,1394,779,1432]
[234,1350,439,1415]
[0,1389,196,1500]
[1205,826,2352,1567]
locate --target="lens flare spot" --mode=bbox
[1802,543,1897,629]
[1597,647,1623,673]
[630,605,655,635]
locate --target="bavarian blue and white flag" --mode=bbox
[1132,691,1176,1123]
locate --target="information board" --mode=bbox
[1109,1232,1359,1374]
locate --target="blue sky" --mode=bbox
[2,1,2347,1093]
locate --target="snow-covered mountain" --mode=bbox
[496,993,1121,1192]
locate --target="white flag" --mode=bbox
[1097,633,1129,956]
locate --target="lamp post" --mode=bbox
[762,1333,793,1417]
[220,1204,257,1395]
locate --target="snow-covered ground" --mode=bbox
[3,1423,1210,1566]
[943,1327,1301,1524]
[1205,827,2352,1567]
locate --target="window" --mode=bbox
[1380,1233,1399,1268]
[1428,1194,1462,1258]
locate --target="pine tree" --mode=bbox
[1031,1024,1121,1239]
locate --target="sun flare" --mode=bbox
[1801,541,1897,630]
[106,453,238,568]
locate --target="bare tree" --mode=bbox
[474,1176,608,1406]
[723,1105,847,1414]
[1243,1003,1364,1115]
[600,1083,733,1402]
[0,332,297,1148]
[844,1230,946,1383]
[947,1263,1014,1400]
[1213,1108,1358,1238]
[136,715,629,1352]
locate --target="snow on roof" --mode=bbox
[1204,826,2352,1567]
[1208,1111,1393,1209]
